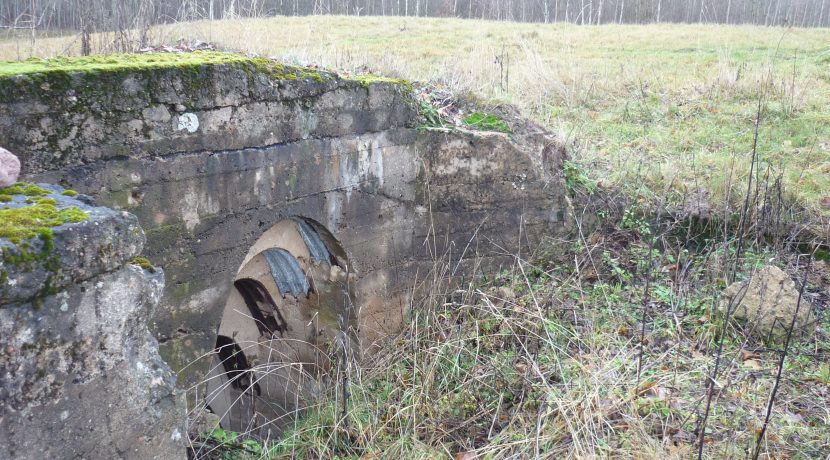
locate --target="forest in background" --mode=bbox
[3,0,830,39]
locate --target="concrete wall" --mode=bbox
[0,55,569,387]
[0,187,184,459]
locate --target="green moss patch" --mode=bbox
[0,183,87,244]
[0,52,252,78]
[0,52,336,107]
[347,74,414,92]
[61,189,79,197]
[0,51,332,82]
[0,182,51,199]
[129,257,156,273]
[463,112,512,133]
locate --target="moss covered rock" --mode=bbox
[0,183,143,304]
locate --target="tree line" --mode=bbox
[2,0,829,36]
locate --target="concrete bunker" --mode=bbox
[205,217,357,437]
[0,52,570,457]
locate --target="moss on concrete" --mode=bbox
[347,74,414,93]
[129,256,156,273]
[463,112,512,133]
[0,183,88,244]
[0,52,259,78]
[0,182,51,199]
[0,52,336,106]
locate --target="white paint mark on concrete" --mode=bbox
[177,113,199,133]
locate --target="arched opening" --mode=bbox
[203,217,357,438]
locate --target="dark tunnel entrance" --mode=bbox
[203,217,357,439]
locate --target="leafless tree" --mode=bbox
[1,0,828,42]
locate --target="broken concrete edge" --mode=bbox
[0,179,185,457]
[0,258,186,459]
[0,52,422,174]
[0,182,144,305]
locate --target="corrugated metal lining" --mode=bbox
[293,218,332,264]
[263,248,310,298]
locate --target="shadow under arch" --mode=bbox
[202,216,358,439]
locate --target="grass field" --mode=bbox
[3,17,829,459]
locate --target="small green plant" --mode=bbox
[620,207,651,236]
[196,427,267,460]
[602,250,632,283]
[816,363,830,385]
[418,100,446,129]
[652,284,675,306]
[463,111,512,133]
[563,160,596,194]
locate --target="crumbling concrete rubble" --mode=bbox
[0,186,184,459]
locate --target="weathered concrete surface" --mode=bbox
[0,189,185,459]
[0,54,569,390]
[0,59,415,174]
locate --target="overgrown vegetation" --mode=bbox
[3,15,826,460]
[191,204,829,458]
[107,17,828,227]
[463,112,512,134]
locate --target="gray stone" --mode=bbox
[0,187,184,458]
[0,265,184,459]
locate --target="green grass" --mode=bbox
[463,112,512,133]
